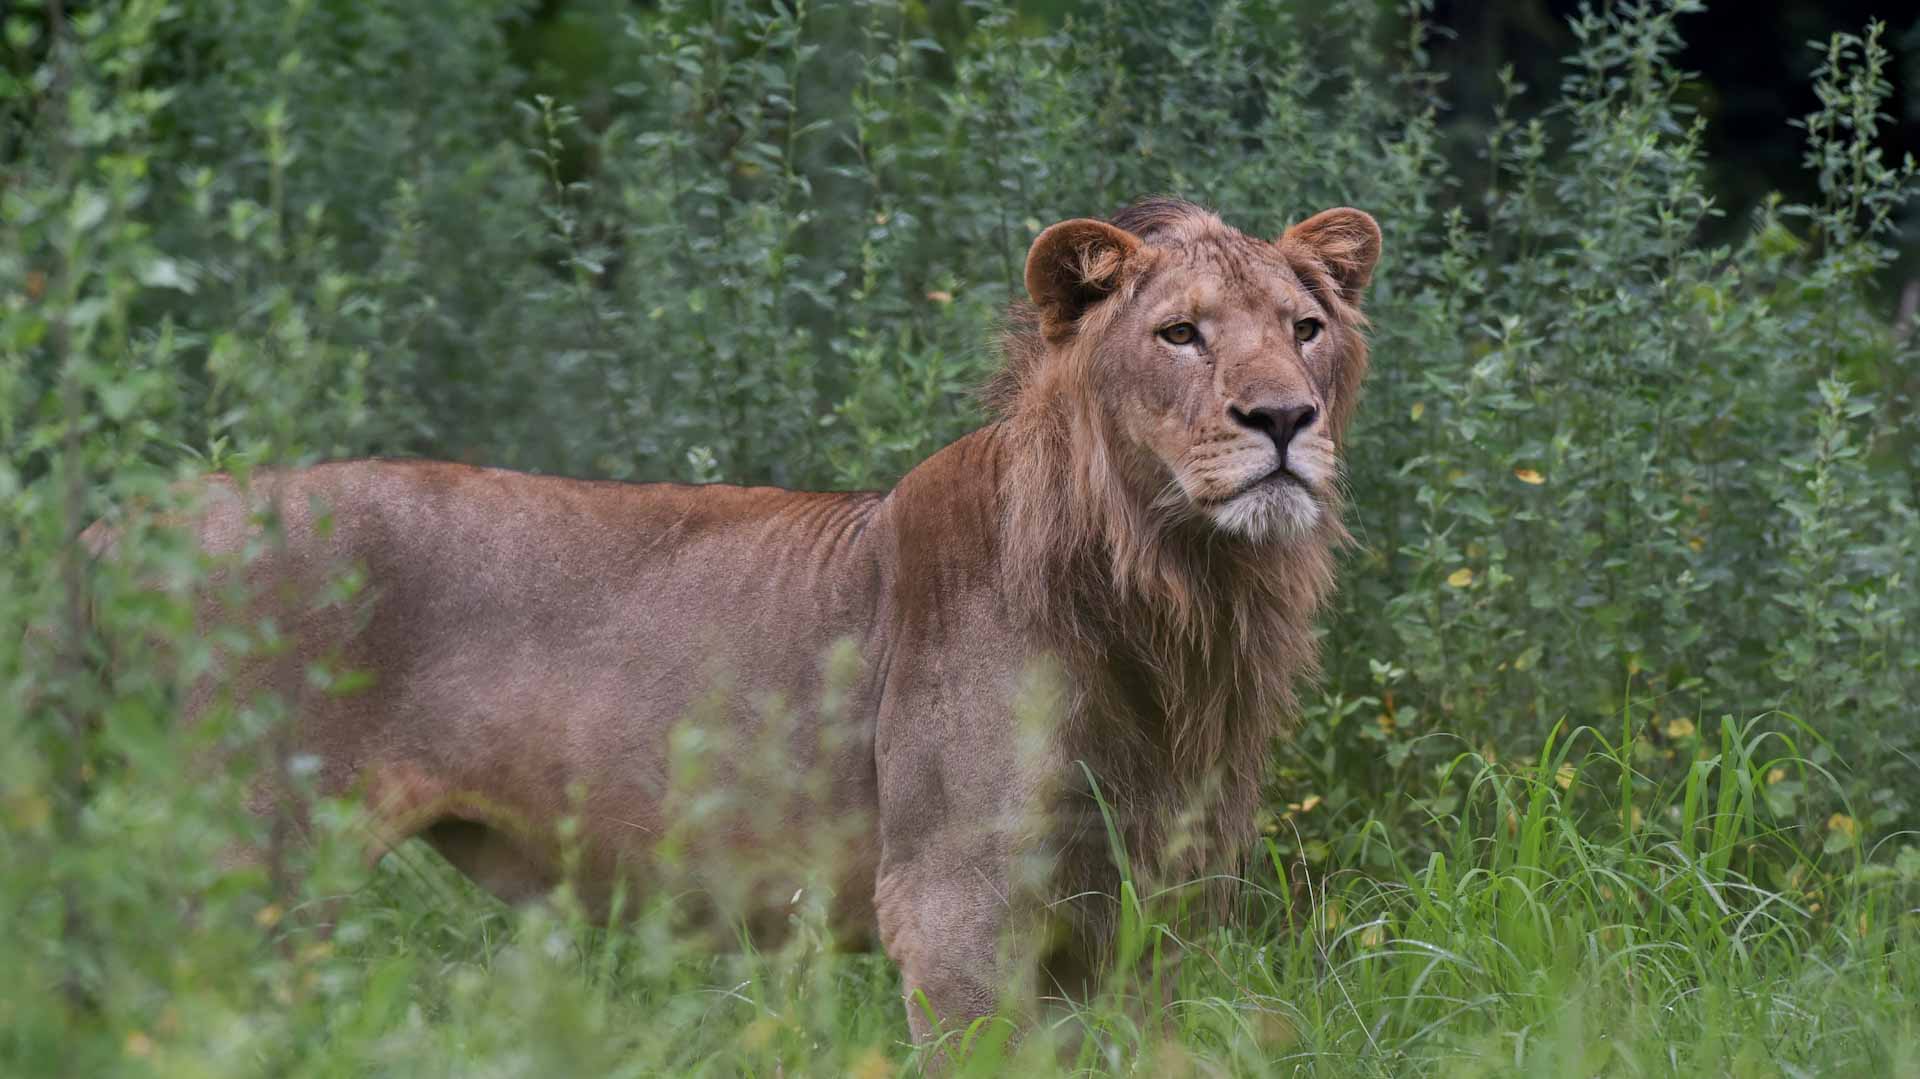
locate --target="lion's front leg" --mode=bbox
[871,662,1065,1054]
[875,848,1038,1052]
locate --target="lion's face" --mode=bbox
[1022,201,1381,545]
[1097,235,1346,542]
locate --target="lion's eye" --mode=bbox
[1295,318,1324,343]
[1159,322,1200,346]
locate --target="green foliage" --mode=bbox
[2,0,1917,1073]
[1285,5,1920,887]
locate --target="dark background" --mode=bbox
[1430,0,1917,232]
[504,0,1917,266]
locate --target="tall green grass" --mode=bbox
[13,708,1909,1074]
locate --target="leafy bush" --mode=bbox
[3,0,1917,1073]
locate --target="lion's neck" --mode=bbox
[991,412,1339,874]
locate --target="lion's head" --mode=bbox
[996,198,1380,549]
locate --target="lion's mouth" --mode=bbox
[1200,466,1323,541]
[1249,466,1309,495]
[1198,467,1310,509]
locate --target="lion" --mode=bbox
[83,197,1380,1043]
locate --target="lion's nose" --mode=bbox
[1228,402,1318,456]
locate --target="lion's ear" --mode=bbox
[1281,208,1381,306]
[1025,219,1143,339]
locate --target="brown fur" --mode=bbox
[103,199,1380,1045]
[993,201,1378,976]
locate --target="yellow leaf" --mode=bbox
[1409,401,1425,421]
[1663,717,1696,739]
[739,1017,779,1052]
[1828,813,1856,838]
[1255,1012,1297,1049]
[1145,1042,1197,1078]
[5,793,49,831]
[1513,468,1545,485]
[848,1046,895,1079]
[1446,568,1475,588]
[1554,763,1576,790]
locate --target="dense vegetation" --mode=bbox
[4,0,1918,1073]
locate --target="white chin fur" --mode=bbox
[1207,481,1321,542]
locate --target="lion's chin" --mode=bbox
[1205,478,1322,543]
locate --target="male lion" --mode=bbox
[88,198,1380,1043]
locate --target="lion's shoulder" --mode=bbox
[880,426,1012,613]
